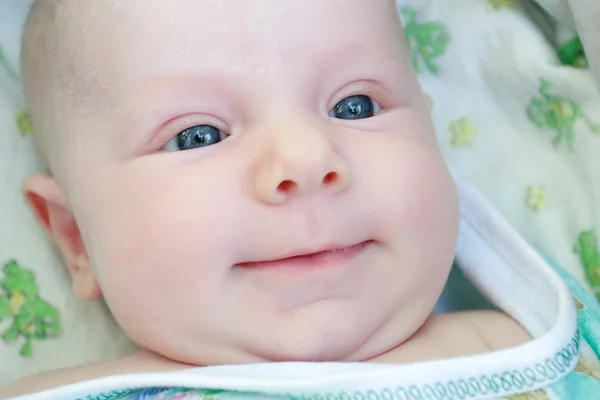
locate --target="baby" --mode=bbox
[3,0,595,399]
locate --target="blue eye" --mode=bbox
[331,95,376,120]
[166,125,226,151]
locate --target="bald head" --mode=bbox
[22,0,70,176]
[21,0,103,180]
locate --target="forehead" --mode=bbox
[75,0,403,89]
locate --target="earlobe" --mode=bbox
[21,174,101,300]
[72,254,102,300]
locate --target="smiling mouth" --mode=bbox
[236,241,372,271]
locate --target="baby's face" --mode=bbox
[57,0,459,363]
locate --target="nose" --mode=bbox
[252,120,350,204]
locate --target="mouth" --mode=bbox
[236,241,372,271]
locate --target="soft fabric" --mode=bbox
[398,0,600,301]
[1,0,600,388]
[10,175,600,400]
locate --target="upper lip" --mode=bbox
[238,241,368,265]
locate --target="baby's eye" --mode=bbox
[164,125,227,151]
[329,95,380,120]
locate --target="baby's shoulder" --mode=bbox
[433,310,531,351]
[373,310,531,364]
[0,351,188,399]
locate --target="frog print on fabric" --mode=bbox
[448,117,478,146]
[0,260,62,357]
[527,79,600,150]
[401,7,450,75]
[575,340,600,381]
[524,185,549,213]
[487,0,517,11]
[0,45,19,81]
[573,230,600,301]
[573,296,586,311]
[14,110,33,136]
[557,36,588,69]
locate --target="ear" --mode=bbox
[21,174,101,300]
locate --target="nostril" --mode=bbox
[323,172,339,186]
[277,180,297,194]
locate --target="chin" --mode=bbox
[255,313,378,362]
[265,342,359,363]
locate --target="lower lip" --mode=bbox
[237,241,371,272]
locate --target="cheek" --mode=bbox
[72,159,239,322]
[380,154,457,265]
[394,158,458,245]
[366,149,458,314]
[351,115,459,278]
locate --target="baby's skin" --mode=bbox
[0,0,530,398]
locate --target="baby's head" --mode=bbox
[21,0,459,364]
